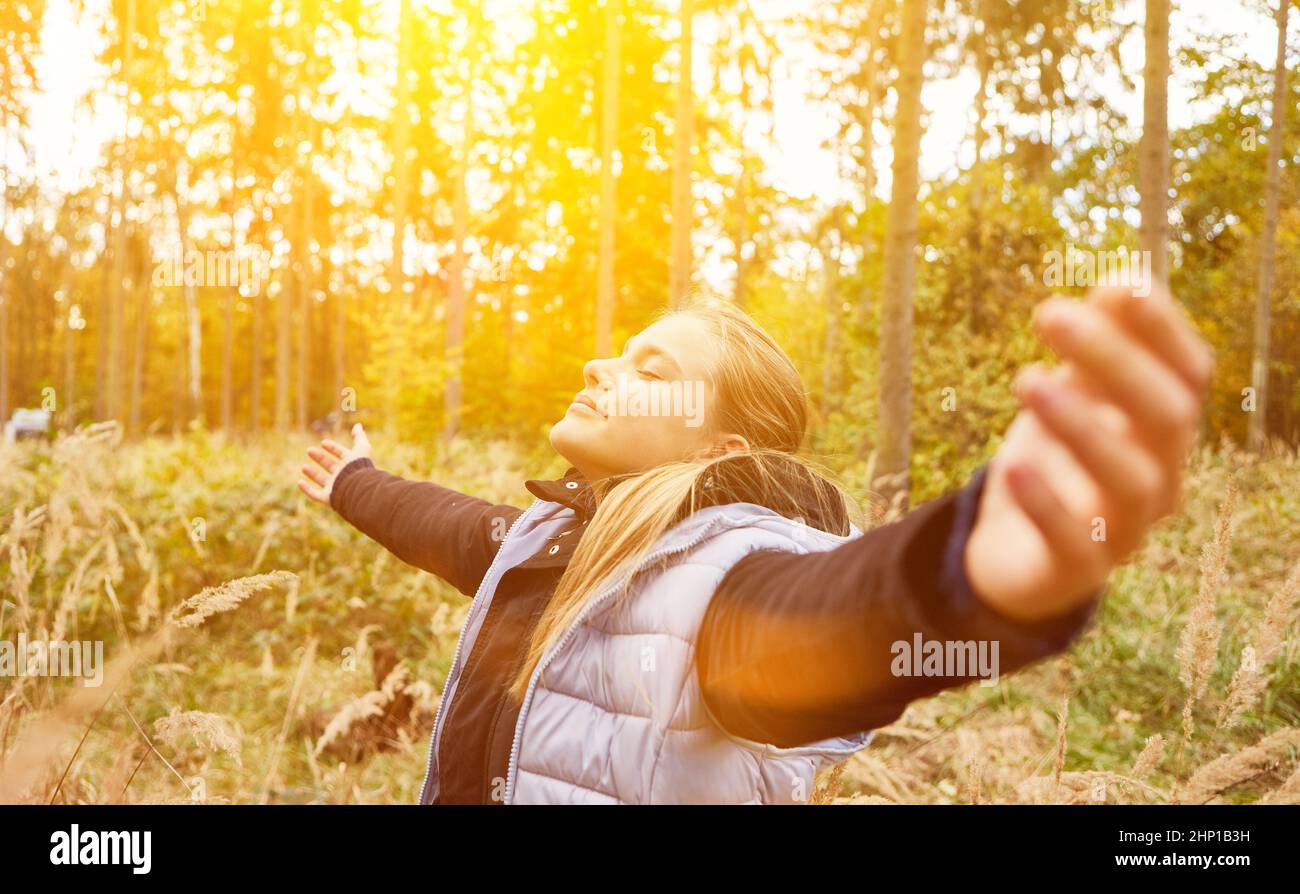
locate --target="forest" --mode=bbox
[1,0,1298,807]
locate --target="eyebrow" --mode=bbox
[621,336,684,376]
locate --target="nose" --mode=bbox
[583,356,615,390]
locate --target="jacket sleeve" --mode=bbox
[328,458,524,597]
[695,466,1102,748]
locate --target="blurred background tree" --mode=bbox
[0,0,1296,502]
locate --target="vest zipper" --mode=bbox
[502,514,728,804]
[418,498,544,805]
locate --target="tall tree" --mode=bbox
[668,0,693,308]
[383,0,414,431]
[595,0,620,357]
[220,186,235,431]
[0,109,9,426]
[274,211,293,431]
[443,11,474,445]
[101,0,138,423]
[853,0,885,333]
[390,0,413,307]
[1138,0,1170,285]
[876,0,927,507]
[128,224,149,431]
[0,40,42,421]
[710,1,778,310]
[296,115,316,430]
[278,0,317,431]
[967,0,990,335]
[819,207,844,418]
[182,187,202,432]
[1248,0,1292,452]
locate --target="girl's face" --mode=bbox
[549,314,748,482]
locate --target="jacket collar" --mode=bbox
[524,466,598,521]
[522,455,850,536]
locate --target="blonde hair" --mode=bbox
[506,294,862,701]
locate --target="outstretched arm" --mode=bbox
[299,424,524,596]
[698,283,1213,748]
[697,468,1096,747]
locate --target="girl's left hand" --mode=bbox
[298,423,373,507]
[963,283,1215,622]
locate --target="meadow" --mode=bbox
[1,423,1297,805]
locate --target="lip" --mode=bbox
[569,392,606,418]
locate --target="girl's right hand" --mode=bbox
[298,423,373,507]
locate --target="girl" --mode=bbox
[299,285,1211,804]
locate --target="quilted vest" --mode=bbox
[419,497,876,805]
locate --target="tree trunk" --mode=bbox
[219,284,232,432]
[876,0,927,508]
[104,0,137,424]
[0,110,8,426]
[251,288,263,431]
[595,0,620,358]
[853,0,884,339]
[128,234,148,431]
[385,0,413,429]
[1248,0,1290,453]
[668,0,694,308]
[733,159,748,309]
[968,0,990,335]
[391,0,412,305]
[62,287,75,429]
[220,189,235,432]
[334,231,347,424]
[173,296,185,435]
[275,229,292,431]
[296,126,314,431]
[184,243,201,428]
[820,234,841,419]
[443,88,471,445]
[1138,0,1170,286]
[168,172,200,434]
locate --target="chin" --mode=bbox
[549,416,615,478]
[547,419,567,453]
[548,416,584,466]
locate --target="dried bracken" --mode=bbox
[1176,481,1234,741]
[167,571,298,629]
[1218,562,1299,729]
[308,645,437,764]
[1179,728,1300,804]
[3,432,1297,805]
[1131,734,1165,780]
[153,710,243,766]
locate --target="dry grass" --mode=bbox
[2,427,1298,804]
[824,440,1300,805]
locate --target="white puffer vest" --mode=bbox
[419,497,876,804]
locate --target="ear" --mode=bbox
[712,433,750,456]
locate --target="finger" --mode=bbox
[307,445,339,474]
[301,461,329,489]
[1016,366,1174,529]
[1089,285,1215,395]
[1055,364,1132,435]
[352,423,370,453]
[319,439,348,461]
[1032,297,1201,461]
[997,394,1106,519]
[297,479,329,506]
[1003,460,1110,583]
